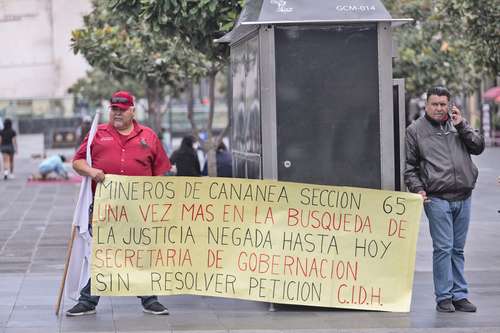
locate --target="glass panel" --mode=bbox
[246,156,261,179]
[245,35,261,154]
[230,33,263,180]
[233,155,247,179]
[231,44,246,152]
[275,24,381,188]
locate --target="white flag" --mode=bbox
[65,110,101,300]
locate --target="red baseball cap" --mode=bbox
[110,91,134,110]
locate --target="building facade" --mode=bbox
[0,0,91,119]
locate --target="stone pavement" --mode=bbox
[0,147,499,333]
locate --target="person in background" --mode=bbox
[38,154,68,179]
[170,135,201,176]
[67,90,171,316]
[75,116,92,148]
[195,140,206,172]
[405,86,484,313]
[157,127,174,157]
[0,118,17,180]
[202,141,233,177]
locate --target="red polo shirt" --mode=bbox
[74,121,171,186]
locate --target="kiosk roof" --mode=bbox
[217,0,410,43]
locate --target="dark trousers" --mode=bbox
[78,279,157,308]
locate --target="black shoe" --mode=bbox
[143,301,169,315]
[436,299,455,312]
[66,302,96,317]
[453,298,477,312]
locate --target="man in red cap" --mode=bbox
[67,91,171,316]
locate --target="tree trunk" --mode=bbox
[216,67,231,147]
[205,148,217,178]
[186,79,198,137]
[206,68,218,177]
[146,82,162,134]
[207,69,216,136]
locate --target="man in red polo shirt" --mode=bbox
[66,91,171,316]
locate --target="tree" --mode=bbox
[69,68,144,109]
[438,0,500,79]
[113,0,244,176]
[385,0,500,100]
[71,0,207,133]
[383,0,480,98]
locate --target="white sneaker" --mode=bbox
[3,171,8,180]
[7,174,15,179]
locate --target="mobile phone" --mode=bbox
[448,101,454,120]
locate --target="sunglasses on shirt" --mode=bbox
[110,97,131,104]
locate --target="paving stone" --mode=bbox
[61,313,115,332]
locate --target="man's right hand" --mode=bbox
[89,168,105,182]
[418,190,429,202]
[73,159,105,181]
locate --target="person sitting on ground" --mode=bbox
[37,154,69,180]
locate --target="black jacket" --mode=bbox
[404,115,484,201]
[170,148,201,176]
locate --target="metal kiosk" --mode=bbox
[218,0,409,190]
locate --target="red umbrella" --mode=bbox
[483,86,500,101]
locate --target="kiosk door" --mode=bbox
[275,24,381,188]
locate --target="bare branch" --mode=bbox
[186,79,199,138]
[206,67,217,141]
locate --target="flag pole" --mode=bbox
[55,225,77,316]
[54,109,102,316]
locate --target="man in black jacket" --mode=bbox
[405,86,484,313]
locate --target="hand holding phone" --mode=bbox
[449,103,463,126]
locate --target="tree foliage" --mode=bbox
[113,0,244,176]
[69,68,144,109]
[438,0,500,78]
[384,0,483,97]
[71,0,208,131]
[115,0,244,65]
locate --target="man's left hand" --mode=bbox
[450,105,463,126]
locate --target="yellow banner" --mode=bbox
[91,175,422,312]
